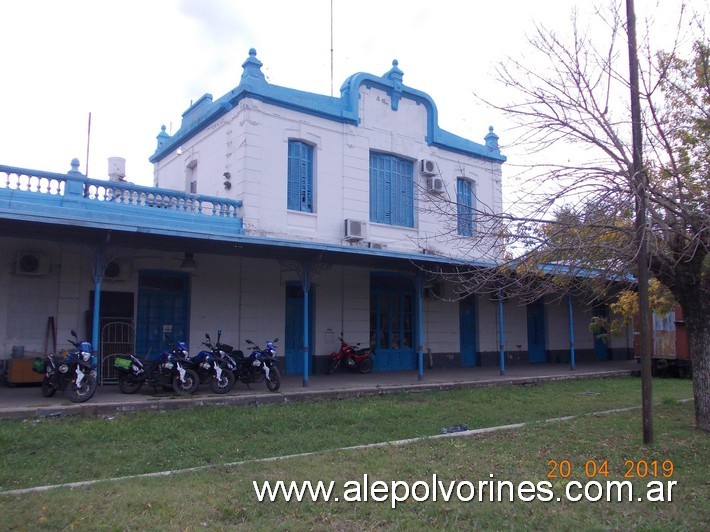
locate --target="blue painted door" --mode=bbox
[284,283,314,374]
[136,272,190,359]
[371,276,415,371]
[527,299,547,363]
[460,297,478,366]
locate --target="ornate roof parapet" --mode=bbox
[150,49,506,164]
[485,126,500,152]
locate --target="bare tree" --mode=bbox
[420,2,709,432]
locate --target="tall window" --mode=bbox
[457,178,475,236]
[369,152,414,227]
[287,140,314,212]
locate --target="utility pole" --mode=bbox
[626,0,653,444]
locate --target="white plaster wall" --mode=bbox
[236,257,284,351]
[477,296,502,352]
[500,301,530,353]
[0,238,99,357]
[341,266,372,344]
[422,297,460,352]
[186,253,242,354]
[152,84,505,261]
[546,299,606,352]
[312,265,345,356]
[0,237,60,357]
[576,304,601,350]
[546,302,572,350]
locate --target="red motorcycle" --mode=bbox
[327,335,374,374]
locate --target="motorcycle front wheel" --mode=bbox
[209,368,235,394]
[118,374,143,394]
[173,368,200,395]
[65,374,97,403]
[41,377,57,397]
[265,366,281,392]
[358,357,374,374]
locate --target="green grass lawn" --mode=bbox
[0,376,706,530]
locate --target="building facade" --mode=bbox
[0,50,633,385]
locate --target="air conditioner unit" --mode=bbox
[368,242,387,250]
[419,159,436,176]
[104,260,130,282]
[15,252,50,276]
[344,219,367,241]
[427,177,444,194]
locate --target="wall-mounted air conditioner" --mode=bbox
[419,159,436,176]
[426,177,444,194]
[368,242,387,250]
[344,219,367,241]
[15,252,50,276]
[104,260,130,282]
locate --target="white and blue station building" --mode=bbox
[0,49,633,386]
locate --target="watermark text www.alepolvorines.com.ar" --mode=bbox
[253,474,677,508]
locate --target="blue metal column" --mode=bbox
[302,262,310,387]
[568,294,576,370]
[497,292,505,375]
[91,246,102,383]
[416,272,424,380]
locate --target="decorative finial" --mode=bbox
[241,48,266,83]
[485,126,500,152]
[156,124,170,151]
[67,158,84,176]
[382,59,404,111]
[383,59,404,83]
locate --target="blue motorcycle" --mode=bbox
[228,338,281,392]
[114,341,200,396]
[192,332,236,394]
[32,330,97,403]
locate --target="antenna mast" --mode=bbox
[86,112,92,177]
[330,0,334,97]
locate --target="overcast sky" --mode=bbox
[0,0,700,187]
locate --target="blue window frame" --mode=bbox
[369,152,414,227]
[457,178,475,236]
[288,140,314,212]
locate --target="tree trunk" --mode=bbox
[677,284,710,432]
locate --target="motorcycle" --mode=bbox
[113,340,200,395]
[229,338,281,392]
[327,334,374,374]
[191,331,236,394]
[32,330,97,403]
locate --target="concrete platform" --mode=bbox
[0,360,640,420]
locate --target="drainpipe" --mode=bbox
[498,292,505,375]
[416,272,424,380]
[568,294,576,370]
[92,246,102,383]
[302,262,310,387]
